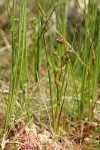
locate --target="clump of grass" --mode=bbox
[4,0,100,144]
[78,0,100,121]
[5,0,30,131]
[43,35,72,133]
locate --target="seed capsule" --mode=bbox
[56,38,64,44]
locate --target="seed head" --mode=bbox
[56,38,64,44]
